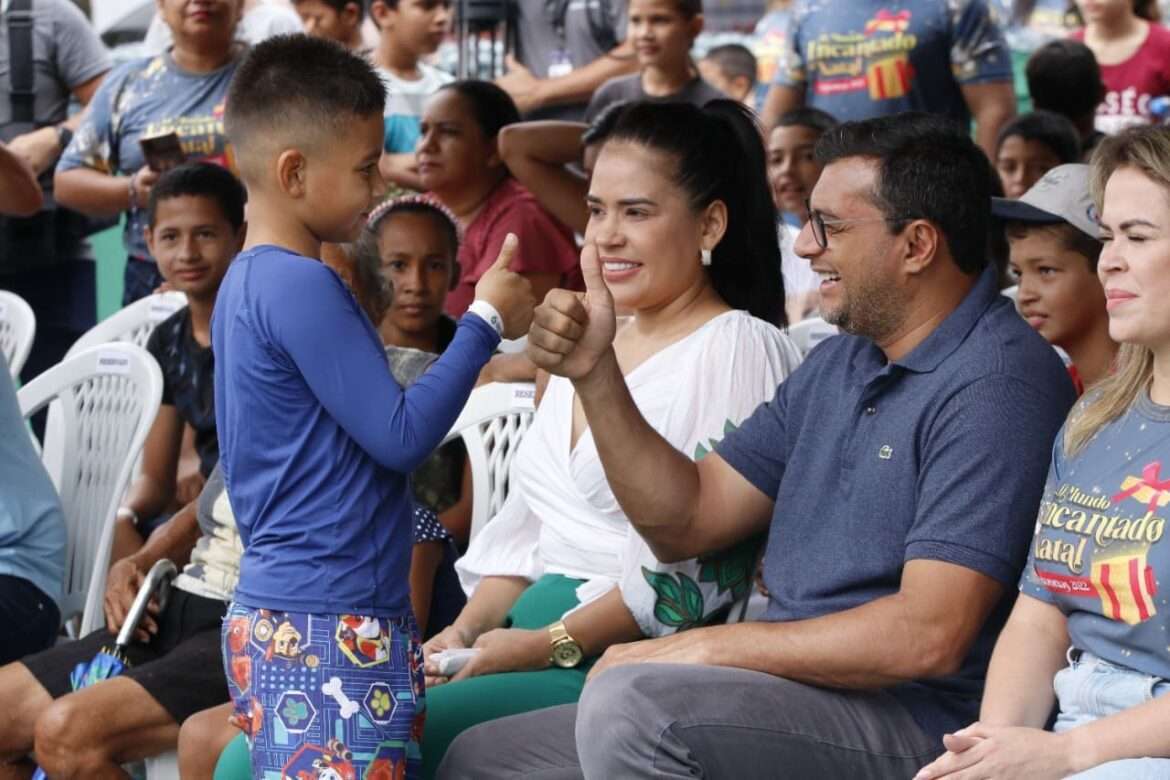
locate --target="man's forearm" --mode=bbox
[123,474,175,525]
[536,43,637,109]
[688,590,973,689]
[963,80,1016,159]
[573,349,703,549]
[125,501,201,571]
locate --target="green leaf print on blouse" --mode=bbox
[641,419,761,630]
[642,569,707,629]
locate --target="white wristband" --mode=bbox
[467,299,505,338]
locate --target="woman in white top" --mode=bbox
[419,99,802,777]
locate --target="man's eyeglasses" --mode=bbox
[805,199,904,249]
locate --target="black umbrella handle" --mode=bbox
[115,559,178,649]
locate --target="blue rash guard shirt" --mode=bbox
[212,245,498,617]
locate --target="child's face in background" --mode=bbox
[145,194,242,300]
[996,135,1064,199]
[377,210,455,338]
[697,58,750,102]
[294,0,361,45]
[767,124,823,220]
[628,0,701,72]
[1010,227,1106,350]
[377,0,450,57]
[304,114,386,243]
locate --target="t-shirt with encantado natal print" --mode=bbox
[773,0,1012,125]
[1021,392,1170,680]
[57,48,242,262]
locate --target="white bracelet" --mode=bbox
[466,299,505,338]
[116,506,140,527]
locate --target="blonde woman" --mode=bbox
[916,124,1170,780]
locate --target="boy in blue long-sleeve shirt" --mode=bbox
[212,35,534,779]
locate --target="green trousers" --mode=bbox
[214,574,590,780]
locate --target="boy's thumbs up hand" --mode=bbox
[527,242,616,380]
[473,233,536,339]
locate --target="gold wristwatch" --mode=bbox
[548,620,584,668]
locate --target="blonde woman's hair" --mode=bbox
[1065,126,1170,455]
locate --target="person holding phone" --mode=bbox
[54,0,246,304]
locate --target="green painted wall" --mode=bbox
[90,221,126,320]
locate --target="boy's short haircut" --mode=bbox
[225,35,386,183]
[775,107,839,137]
[1004,220,1104,271]
[147,162,247,231]
[1027,40,1105,121]
[994,110,1082,163]
[291,0,365,20]
[702,44,757,89]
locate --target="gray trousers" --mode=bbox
[438,663,942,779]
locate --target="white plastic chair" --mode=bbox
[65,291,188,359]
[18,343,163,637]
[142,751,179,780]
[442,382,537,543]
[786,317,838,358]
[42,291,186,481]
[0,289,36,378]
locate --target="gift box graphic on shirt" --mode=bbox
[867,55,914,101]
[1037,551,1158,625]
[1091,551,1158,625]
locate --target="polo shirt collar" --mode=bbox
[895,265,1000,374]
[847,264,1000,381]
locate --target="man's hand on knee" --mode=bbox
[586,630,716,684]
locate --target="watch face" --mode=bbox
[552,641,583,668]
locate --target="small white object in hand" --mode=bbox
[432,648,480,676]
[322,676,359,719]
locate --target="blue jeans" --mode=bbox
[1054,649,1170,779]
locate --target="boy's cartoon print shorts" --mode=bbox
[222,602,425,779]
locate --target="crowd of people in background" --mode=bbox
[3,0,1170,778]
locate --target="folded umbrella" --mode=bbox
[32,559,177,780]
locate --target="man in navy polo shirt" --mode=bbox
[437,113,1077,778]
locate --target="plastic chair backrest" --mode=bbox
[442,382,537,544]
[17,343,163,637]
[65,291,188,359]
[42,292,186,481]
[786,317,838,357]
[0,289,36,379]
